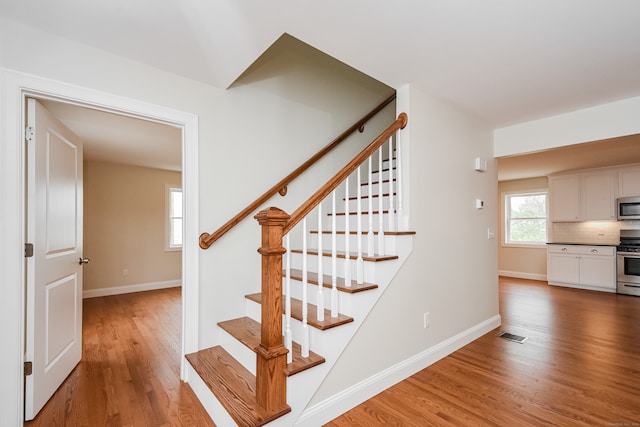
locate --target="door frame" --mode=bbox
[0,69,200,425]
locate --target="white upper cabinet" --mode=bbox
[618,167,640,197]
[549,175,581,221]
[583,171,617,220]
[549,169,619,222]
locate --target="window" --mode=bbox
[167,186,182,250]
[504,191,547,245]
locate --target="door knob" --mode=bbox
[78,257,91,265]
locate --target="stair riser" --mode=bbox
[185,363,238,427]
[321,213,395,231]
[308,233,398,256]
[318,212,396,235]
[369,169,393,182]
[371,158,394,171]
[288,252,379,284]
[286,317,356,358]
[285,281,361,316]
[217,326,257,376]
[244,297,347,356]
[344,195,395,212]
[313,195,394,220]
[244,291,378,349]
[352,182,396,197]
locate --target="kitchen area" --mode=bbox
[497,135,640,298]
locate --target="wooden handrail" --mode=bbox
[284,112,408,235]
[199,93,397,249]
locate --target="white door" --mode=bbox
[25,98,85,420]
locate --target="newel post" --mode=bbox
[254,207,290,413]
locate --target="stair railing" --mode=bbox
[254,113,407,415]
[199,93,396,249]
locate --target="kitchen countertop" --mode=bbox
[546,242,617,246]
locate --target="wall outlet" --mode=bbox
[122,269,129,277]
[423,312,430,329]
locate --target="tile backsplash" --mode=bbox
[551,221,640,245]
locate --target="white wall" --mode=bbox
[0,17,394,425]
[310,83,500,404]
[494,96,640,157]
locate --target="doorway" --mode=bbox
[25,97,185,420]
[0,70,200,425]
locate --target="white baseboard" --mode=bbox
[83,280,181,299]
[296,314,502,426]
[499,270,547,281]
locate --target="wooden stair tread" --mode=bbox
[346,193,395,200]
[364,178,396,185]
[329,210,393,216]
[310,230,416,236]
[290,248,398,262]
[285,268,378,293]
[218,317,325,376]
[185,346,290,427]
[245,293,354,330]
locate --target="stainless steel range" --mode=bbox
[617,229,640,296]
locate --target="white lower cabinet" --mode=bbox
[547,244,616,292]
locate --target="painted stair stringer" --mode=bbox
[248,233,413,427]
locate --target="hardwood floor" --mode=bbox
[25,287,215,427]
[26,279,640,426]
[326,277,640,426]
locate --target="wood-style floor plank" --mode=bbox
[325,277,640,426]
[25,287,215,427]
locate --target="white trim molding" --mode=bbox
[499,270,547,281]
[494,95,640,158]
[83,280,182,299]
[295,314,502,426]
[0,67,199,426]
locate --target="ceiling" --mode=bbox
[39,100,182,171]
[2,1,640,173]
[497,133,640,181]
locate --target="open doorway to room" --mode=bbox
[25,98,188,424]
[15,84,202,424]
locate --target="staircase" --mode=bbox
[187,113,412,426]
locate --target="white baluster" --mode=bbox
[388,137,396,232]
[302,218,309,358]
[331,191,338,317]
[377,146,385,255]
[356,166,364,284]
[396,131,406,231]
[367,156,374,257]
[284,234,292,364]
[316,203,324,322]
[344,177,351,288]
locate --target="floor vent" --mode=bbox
[497,331,527,344]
